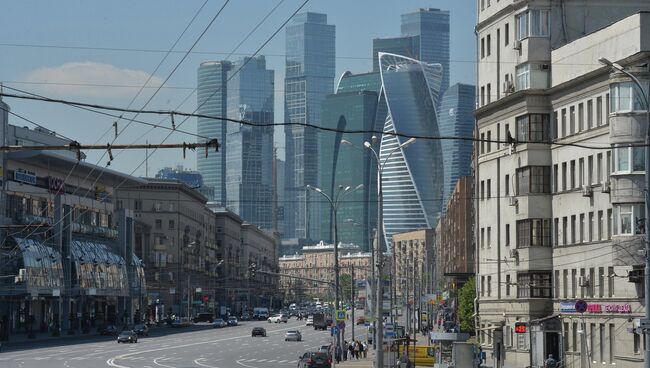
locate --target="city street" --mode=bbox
[0,318,338,368]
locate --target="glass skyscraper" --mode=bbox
[438,83,475,212]
[196,61,231,203]
[225,56,275,230]
[372,35,420,72]
[378,53,444,249]
[401,8,450,95]
[284,12,335,241]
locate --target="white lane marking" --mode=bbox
[235,359,260,368]
[193,358,220,368]
[153,357,175,368]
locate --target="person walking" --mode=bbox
[354,340,360,359]
[335,344,342,364]
[348,342,354,360]
[343,341,348,361]
[544,354,558,368]
[361,341,367,358]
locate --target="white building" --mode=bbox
[476,2,650,367]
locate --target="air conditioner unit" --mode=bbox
[513,40,521,50]
[508,249,519,258]
[601,180,611,193]
[508,196,518,206]
[538,63,550,71]
[581,185,593,197]
[578,275,590,288]
[503,80,515,94]
[628,269,643,283]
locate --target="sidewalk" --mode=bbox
[335,348,375,367]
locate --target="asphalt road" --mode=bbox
[0,318,342,368]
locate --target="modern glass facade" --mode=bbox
[372,36,420,72]
[378,53,444,249]
[438,83,475,212]
[225,56,274,230]
[284,12,335,240]
[318,90,380,251]
[196,61,231,203]
[401,8,450,95]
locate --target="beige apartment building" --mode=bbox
[392,229,434,305]
[476,2,650,367]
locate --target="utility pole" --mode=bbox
[351,264,355,342]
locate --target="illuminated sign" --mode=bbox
[514,322,527,333]
[14,169,36,185]
[48,176,65,194]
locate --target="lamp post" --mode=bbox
[307,183,363,352]
[342,136,416,367]
[599,57,650,368]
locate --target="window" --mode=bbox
[506,274,511,296]
[572,322,578,351]
[553,164,558,192]
[487,83,491,104]
[517,272,552,298]
[608,266,614,297]
[516,63,530,90]
[554,270,560,297]
[598,211,604,240]
[589,212,594,242]
[578,103,584,131]
[572,269,577,297]
[481,276,485,296]
[516,11,528,40]
[579,214,585,243]
[516,9,550,40]
[587,99,593,129]
[505,224,511,246]
[596,153,603,184]
[481,228,485,248]
[481,38,485,59]
[598,267,605,297]
[155,219,162,229]
[487,276,492,296]
[569,106,575,135]
[607,150,612,174]
[609,324,615,363]
[613,203,645,235]
[505,23,510,45]
[561,108,567,137]
[481,180,485,200]
[168,220,175,230]
[588,156,593,185]
[563,269,568,298]
[610,81,649,112]
[554,218,559,246]
[596,96,603,125]
[607,209,612,239]
[570,215,576,244]
[481,86,485,106]
[516,219,552,248]
[487,34,491,56]
[516,113,550,142]
[487,227,492,247]
[487,130,492,152]
[614,145,645,173]
[562,217,568,245]
[570,160,576,189]
[505,174,510,195]
[516,166,551,194]
[562,162,567,191]
[579,158,584,188]
[487,179,491,198]
[481,132,485,153]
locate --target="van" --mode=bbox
[253,307,269,320]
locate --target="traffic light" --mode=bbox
[249,263,257,279]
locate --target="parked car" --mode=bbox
[117,330,138,343]
[227,316,238,326]
[267,314,288,323]
[284,330,302,341]
[193,313,214,323]
[305,316,314,326]
[212,318,227,328]
[297,351,332,368]
[251,327,267,337]
[100,325,119,336]
[356,316,366,325]
[240,313,250,321]
[133,323,149,336]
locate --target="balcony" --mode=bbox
[70,223,118,239]
[610,114,647,144]
[514,195,552,220]
[514,246,553,272]
[610,175,645,203]
[611,235,644,266]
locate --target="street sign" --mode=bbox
[195,288,202,293]
[336,309,346,321]
[575,299,588,313]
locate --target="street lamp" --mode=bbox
[306,183,363,352]
[599,57,650,368]
[342,135,416,367]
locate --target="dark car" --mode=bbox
[117,330,138,343]
[297,352,331,368]
[100,325,119,336]
[228,316,238,326]
[193,313,214,323]
[251,327,267,337]
[134,323,149,336]
[240,313,250,321]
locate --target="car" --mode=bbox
[267,314,288,323]
[227,316,238,326]
[284,330,302,341]
[193,313,214,323]
[212,318,227,328]
[297,351,332,368]
[251,327,267,337]
[117,330,138,343]
[100,325,119,336]
[305,316,314,326]
[356,316,366,325]
[240,313,251,321]
[133,323,149,336]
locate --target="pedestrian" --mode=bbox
[361,341,366,358]
[348,343,354,359]
[354,340,360,359]
[544,354,558,368]
[343,341,348,361]
[335,345,342,363]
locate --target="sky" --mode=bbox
[0,0,477,177]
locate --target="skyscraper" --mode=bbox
[372,35,420,72]
[437,83,475,211]
[401,8,450,95]
[196,61,231,203]
[378,53,443,249]
[225,56,274,230]
[284,12,335,241]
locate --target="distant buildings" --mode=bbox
[283,12,335,243]
[155,165,213,200]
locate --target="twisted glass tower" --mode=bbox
[378,53,444,248]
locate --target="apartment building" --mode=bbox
[476,2,650,367]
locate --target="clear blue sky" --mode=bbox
[0,0,476,177]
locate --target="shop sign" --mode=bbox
[560,300,631,314]
[14,169,36,185]
[560,301,576,313]
[48,176,65,194]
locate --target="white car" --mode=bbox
[305,316,314,326]
[267,314,288,323]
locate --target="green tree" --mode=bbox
[339,273,352,303]
[457,277,476,334]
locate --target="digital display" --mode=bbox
[514,323,527,333]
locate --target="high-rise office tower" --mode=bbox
[438,83,475,211]
[196,61,231,203]
[225,56,274,230]
[378,53,443,249]
[283,12,335,241]
[372,35,420,72]
[401,8,450,95]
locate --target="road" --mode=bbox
[0,318,341,368]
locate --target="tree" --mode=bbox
[457,277,476,334]
[339,273,352,303]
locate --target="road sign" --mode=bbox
[575,299,588,313]
[336,309,346,321]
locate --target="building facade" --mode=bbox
[156,165,213,200]
[225,56,275,231]
[475,3,650,367]
[196,60,231,204]
[392,229,434,305]
[378,53,444,249]
[283,12,335,241]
